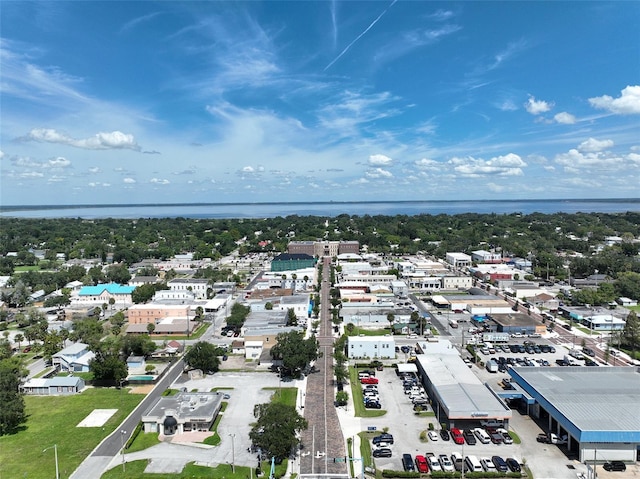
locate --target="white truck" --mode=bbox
[449,318,459,328]
[482,332,510,343]
[486,359,499,373]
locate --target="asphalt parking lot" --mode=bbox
[354,366,597,479]
[175,371,285,468]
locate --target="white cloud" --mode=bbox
[414,158,439,170]
[88,167,100,174]
[88,182,111,187]
[242,166,255,173]
[450,153,527,177]
[554,112,576,124]
[578,138,614,153]
[150,178,170,185]
[589,85,640,115]
[123,177,136,184]
[525,96,553,115]
[47,157,71,168]
[368,154,393,166]
[365,167,393,179]
[23,128,141,150]
[0,150,4,160]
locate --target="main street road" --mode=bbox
[70,358,186,479]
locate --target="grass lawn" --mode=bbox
[0,387,144,479]
[345,327,390,337]
[102,460,258,479]
[264,387,298,407]
[126,430,161,453]
[152,323,208,341]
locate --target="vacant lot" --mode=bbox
[0,388,144,479]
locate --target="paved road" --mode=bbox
[70,358,186,478]
[299,257,347,476]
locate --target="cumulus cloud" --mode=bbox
[88,167,100,174]
[48,157,71,167]
[554,112,576,124]
[368,154,393,166]
[589,85,640,115]
[0,150,4,160]
[88,182,111,187]
[578,138,614,153]
[22,128,141,150]
[123,177,136,184]
[450,153,527,177]
[150,178,170,185]
[414,158,439,170]
[524,96,553,115]
[242,166,255,173]
[365,167,393,179]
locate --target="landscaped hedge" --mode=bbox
[125,421,143,450]
[430,473,521,478]
[381,470,420,478]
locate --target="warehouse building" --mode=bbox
[414,340,512,428]
[509,366,640,462]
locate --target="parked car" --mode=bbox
[474,428,491,444]
[450,428,464,445]
[480,457,497,472]
[414,455,429,473]
[492,456,508,472]
[450,452,466,472]
[439,454,455,472]
[372,433,394,445]
[496,428,513,444]
[372,448,392,458]
[364,400,381,409]
[506,458,521,473]
[603,461,626,472]
[439,429,450,441]
[360,377,379,384]
[489,431,504,444]
[463,429,477,445]
[402,454,415,472]
[427,431,439,442]
[426,454,441,472]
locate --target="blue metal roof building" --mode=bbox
[509,366,640,463]
[79,283,135,295]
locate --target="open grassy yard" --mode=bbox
[0,387,144,479]
[101,458,287,478]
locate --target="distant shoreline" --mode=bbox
[3,197,640,212]
[2,198,639,219]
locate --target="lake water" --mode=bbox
[2,198,639,219]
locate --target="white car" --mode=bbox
[427,431,439,441]
[480,457,497,472]
[474,428,491,444]
[438,454,455,472]
[426,454,442,472]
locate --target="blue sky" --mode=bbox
[1,1,639,205]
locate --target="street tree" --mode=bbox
[249,402,307,462]
[270,331,319,378]
[122,334,157,357]
[184,341,223,374]
[286,308,297,326]
[622,310,640,358]
[147,323,156,335]
[0,358,26,435]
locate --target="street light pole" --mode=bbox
[120,429,127,471]
[43,444,60,479]
[229,433,236,472]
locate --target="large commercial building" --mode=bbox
[288,240,359,257]
[509,367,640,462]
[414,340,512,428]
[347,335,395,359]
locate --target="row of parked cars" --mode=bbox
[401,452,521,474]
[480,342,556,355]
[398,371,430,410]
[448,426,513,445]
[359,370,382,409]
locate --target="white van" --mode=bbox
[464,455,483,472]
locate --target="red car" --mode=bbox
[450,428,465,445]
[414,455,429,473]
[360,377,379,384]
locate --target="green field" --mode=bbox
[0,388,144,479]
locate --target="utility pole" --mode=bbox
[229,433,236,472]
[43,444,60,479]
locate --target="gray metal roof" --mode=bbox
[415,341,511,420]
[511,367,640,440]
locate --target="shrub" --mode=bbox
[381,470,421,478]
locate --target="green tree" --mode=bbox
[387,313,395,333]
[90,354,128,384]
[106,264,131,284]
[0,359,26,435]
[14,334,24,350]
[265,302,273,310]
[615,272,640,301]
[622,310,640,358]
[147,323,156,335]
[184,341,222,374]
[270,331,319,378]
[335,391,349,406]
[122,334,157,357]
[286,308,297,326]
[249,402,307,462]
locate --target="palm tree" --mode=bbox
[387,313,395,334]
[14,333,24,350]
